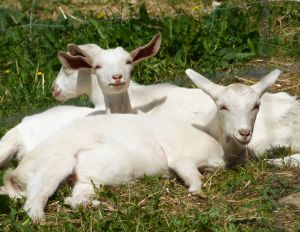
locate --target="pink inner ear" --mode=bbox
[68,45,87,57]
[59,52,92,70]
[68,56,92,69]
[132,47,155,63]
[131,34,161,63]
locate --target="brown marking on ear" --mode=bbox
[67,44,89,57]
[130,34,161,64]
[57,52,92,70]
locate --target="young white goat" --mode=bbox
[2,113,224,222]
[0,35,217,167]
[0,35,161,167]
[186,69,300,167]
[52,43,105,108]
[2,68,289,221]
[4,68,287,221]
[57,34,161,114]
[52,59,300,167]
[56,41,215,121]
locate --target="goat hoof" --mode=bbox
[91,200,101,207]
[25,206,46,223]
[64,197,72,206]
[188,186,202,193]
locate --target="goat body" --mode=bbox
[0,35,163,166]
[2,113,224,221]
[0,106,97,167]
[186,69,300,167]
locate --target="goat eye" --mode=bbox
[252,103,260,111]
[220,105,229,111]
[95,65,102,69]
[126,60,132,65]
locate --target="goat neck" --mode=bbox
[104,91,133,114]
[88,74,105,108]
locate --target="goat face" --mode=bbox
[186,68,281,146]
[53,44,102,101]
[55,34,161,98]
[52,67,91,101]
[92,47,132,95]
[215,84,261,145]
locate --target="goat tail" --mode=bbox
[2,168,26,199]
[0,128,20,167]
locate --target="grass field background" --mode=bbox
[0,0,300,231]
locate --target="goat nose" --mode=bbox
[238,129,251,137]
[112,74,123,80]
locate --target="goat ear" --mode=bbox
[130,34,161,64]
[185,69,223,101]
[251,69,281,97]
[57,51,92,70]
[67,44,89,57]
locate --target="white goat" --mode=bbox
[52,45,300,162]
[55,41,215,121]
[0,35,217,167]
[0,106,96,166]
[57,34,161,114]
[1,68,284,221]
[186,69,300,167]
[0,35,161,167]
[52,43,105,108]
[2,68,290,221]
[2,113,224,222]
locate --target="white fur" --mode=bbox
[56,34,161,114]
[0,106,97,167]
[0,35,162,167]
[51,44,105,107]
[265,154,300,167]
[54,61,300,163]
[53,65,215,121]
[3,113,224,221]
[186,69,300,167]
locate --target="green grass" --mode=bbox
[0,1,300,231]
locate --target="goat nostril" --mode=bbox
[112,74,123,80]
[238,129,251,137]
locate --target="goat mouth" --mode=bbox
[238,140,250,145]
[233,135,251,145]
[108,82,126,87]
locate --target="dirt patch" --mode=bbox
[0,0,216,20]
[219,58,300,97]
[279,193,300,208]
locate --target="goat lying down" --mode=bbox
[51,53,300,168]
[2,113,224,222]
[0,34,166,167]
[3,37,297,170]
[186,69,300,167]
[0,35,217,168]
[1,69,281,222]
